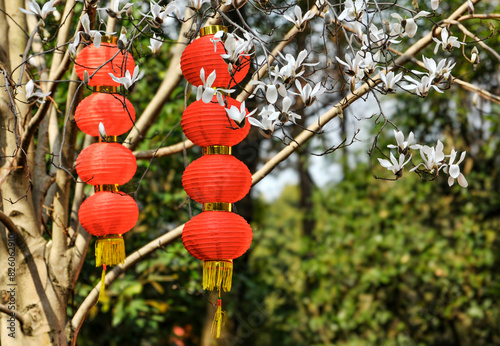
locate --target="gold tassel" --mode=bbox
[211,297,226,338]
[99,264,107,302]
[203,260,233,292]
[95,235,125,267]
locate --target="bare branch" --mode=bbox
[0,304,26,327]
[133,139,194,160]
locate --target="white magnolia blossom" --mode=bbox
[81,13,103,48]
[444,149,468,187]
[220,32,253,65]
[109,65,144,90]
[410,140,446,172]
[196,68,235,105]
[140,0,180,23]
[24,80,51,102]
[431,0,440,10]
[187,0,210,10]
[391,11,430,38]
[248,106,280,135]
[362,23,400,50]
[67,33,81,57]
[250,67,287,104]
[148,33,163,55]
[379,69,403,93]
[415,56,455,83]
[387,130,418,152]
[118,29,128,46]
[283,5,315,31]
[292,79,324,107]
[433,28,465,54]
[280,96,301,124]
[378,152,412,175]
[361,51,380,77]
[19,0,56,20]
[98,122,107,142]
[404,75,443,97]
[336,53,364,79]
[338,0,366,22]
[225,101,256,126]
[277,49,318,83]
[108,0,133,19]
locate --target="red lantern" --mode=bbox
[182,155,251,203]
[75,93,135,136]
[181,32,250,88]
[76,143,137,185]
[182,210,253,284]
[79,191,138,237]
[75,42,135,87]
[181,96,250,147]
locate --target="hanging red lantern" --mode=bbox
[76,142,137,186]
[181,95,250,147]
[79,191,139,238]
[75,93,135,136]
[75,40,135,87]
[182,155,251,203]
[182,210,253,290]
[181,26,251,88]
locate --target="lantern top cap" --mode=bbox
[101,35,118,44]
[200,25,228,37]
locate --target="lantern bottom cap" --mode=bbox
[203,260,233,292]
[95,235,125,267]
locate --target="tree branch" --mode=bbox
[133,139,194,160]
[0,304,26,327]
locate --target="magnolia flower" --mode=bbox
[109,65,144,90]
[444,149,468,187]
[410,140,446,173]
[283,5,315,31]
[470,46,479,65]
[338,0,365,22]
[225,101,256,127]
[220,33,252,65]
[416,56,455,84]
[24,80,51,102]
[67,32,81,57]
[248,106,280,136]
[379,69,403,93]
[19,0,56,20]
[118,28,128,46]
[187,0,210,10]
[279,96,301,124]
[391,11,430,38]
[292,80,324,107]
[361,51,380,77]
[148,33,163,55]
[99,122,107,142]
[431,0,440,10]
[433,28,465,54]
[140,0,179,25]
[105,0,133,19]
[362,23,400,50]
[387,130,418,153]
[81,13,103,48]
[196,68,234,105]
[336,53,365,89]
[277,49,318,83]
[250,67,287,104]
[378,152,412,176]
[404,75,443,97]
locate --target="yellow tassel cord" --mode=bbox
[203,260,233,292]
[99,264,107,301]
[211,297,226,338]
[95,235,126,267]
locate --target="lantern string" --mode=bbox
[99,264,107,302]
[211,268,226,338]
